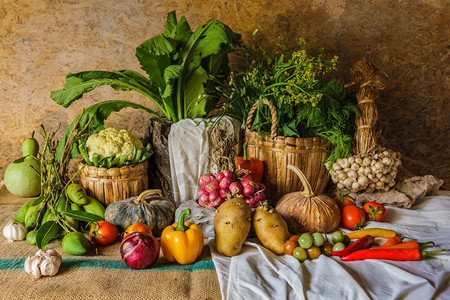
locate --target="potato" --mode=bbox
[214,197,252,256]
[253,204,290,255]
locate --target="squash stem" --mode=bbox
[175,209,191,232]
[287,164,315,197]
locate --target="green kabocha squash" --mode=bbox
[104,189,175,236]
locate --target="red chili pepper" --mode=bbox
[372,240,435,250]
[330,235,375,257]
[235,142,264,183]
[340,248,447,261]
[376,236,403,248]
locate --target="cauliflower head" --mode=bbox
[86,127,144,161]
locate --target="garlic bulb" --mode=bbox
[24,249,62,279]
[328,147,401,193]
[3,220,27,242]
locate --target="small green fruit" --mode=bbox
[62,232,89,255]
[22,135,39,157]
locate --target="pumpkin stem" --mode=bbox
[175,209,191,232]
[134,189,163,204]
[287,164,315,197]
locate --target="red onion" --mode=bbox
[229,181,243,194]
[204,180,220,193]
[216,171,225,182]
[222,170,233,179]
[120,232,160,269]
[219,177,232,189]
[219,188,229,199]
[211,196,224,207]
[198,192,209,207]
[209,190,219,202]
[243,185,255,197]
[198,174,215,188]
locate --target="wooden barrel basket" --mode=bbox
[245,99,332,201]
[79,160,149,206]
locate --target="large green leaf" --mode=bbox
[163,11,191,44]
[183,66,208,119]
[51,70,162,108]
[62,210,103,222]
[55,100,161,163]
[36,221,60,250]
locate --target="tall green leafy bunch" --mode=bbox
[220,35,359,165]
[51,11,240,162]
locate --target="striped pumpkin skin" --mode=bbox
[105,190,175,236]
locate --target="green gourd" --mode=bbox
[104,189,175,236]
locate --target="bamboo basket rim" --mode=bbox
[80,160,148,178]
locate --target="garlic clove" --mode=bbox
[25,256,43,279]
[40,257,60,277]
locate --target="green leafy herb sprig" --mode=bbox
[219,32,359,166]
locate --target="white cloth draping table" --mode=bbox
[210,191,450,300]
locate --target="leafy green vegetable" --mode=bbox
[51,10,240,129]
[219,35,359,166]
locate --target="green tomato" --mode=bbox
[343,235,351,246]
[307,246,322,260]
[321,242,333,256]
[332,242,346,252]
[312,232,325,247]
[331,231,345,244]
[292,247,308,262]
[299,233,313,249]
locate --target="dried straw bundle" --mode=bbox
[329,60,401,193]
[349,60,386,155]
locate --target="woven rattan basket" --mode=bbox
[79,160,149,206]
[245,99,331,201]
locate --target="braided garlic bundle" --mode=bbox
[330,60,401,193]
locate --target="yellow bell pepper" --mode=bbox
[161,208,204,265]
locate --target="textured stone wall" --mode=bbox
[1,0,448,188]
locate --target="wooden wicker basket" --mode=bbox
[245,99,331,201]
[79,160,149,206]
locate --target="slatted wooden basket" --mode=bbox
[245,99,332,201]
[79,160,149,206]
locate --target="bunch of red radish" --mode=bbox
[197,170,266,208]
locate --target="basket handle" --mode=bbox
[134,189,163,204]
[245,98,278,137]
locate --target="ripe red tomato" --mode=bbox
[123,223,153,238]
[334,194,356,208]
[89,221,119,246]
[341,205,366,230]
[363,202,387,222]
[284,239,299,255]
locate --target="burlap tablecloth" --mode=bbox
[0,184,221,300]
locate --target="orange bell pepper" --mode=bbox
[235,142,264,183]
[161,209,204,265]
